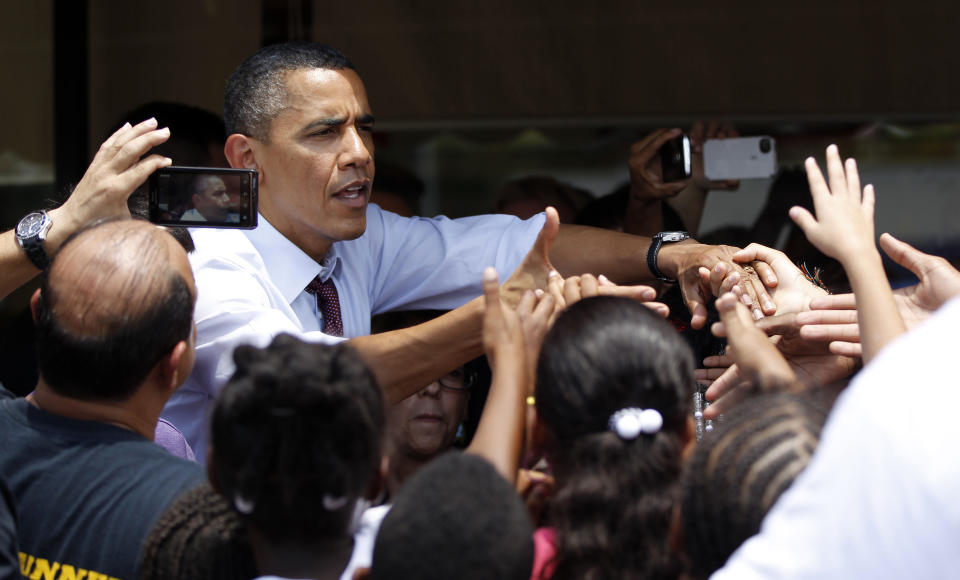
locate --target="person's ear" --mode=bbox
[681,415,697,462]
[224,134,258,171]
[29,288,41,324]
[160,340,189,392]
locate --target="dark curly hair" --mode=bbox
[680,388,827,578]
[139,483,257,580]
[210,334,384,543]
[535,296,695,580]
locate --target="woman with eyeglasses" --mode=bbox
[384,362,480,498]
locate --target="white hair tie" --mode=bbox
[233,495,255,514]
[608,407,663,440]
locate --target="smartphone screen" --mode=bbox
[149,166,258,229]
[660,134,692,182]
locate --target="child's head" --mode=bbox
[209,334,384,544]
[366,452,533,580]
[534,296,695,579]
[680,389,827,578]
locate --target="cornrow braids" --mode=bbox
[680,389,828,579]
[535,297,695,580]
[139,483,257,580]
[210,334,384,543]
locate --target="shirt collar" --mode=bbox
[244,214,343,305]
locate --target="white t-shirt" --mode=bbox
[713,296,960,579]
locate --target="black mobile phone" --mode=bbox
[660,134,692,183]
[149,166,258,229]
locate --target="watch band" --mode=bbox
[22,241,50,270]
[646,231,691,282]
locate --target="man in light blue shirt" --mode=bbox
[163,43,772,457]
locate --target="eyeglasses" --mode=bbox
[437,367,475,391]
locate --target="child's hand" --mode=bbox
[789,145,876,265]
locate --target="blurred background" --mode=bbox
[3,0,960,263]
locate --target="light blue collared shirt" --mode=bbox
[163,203,545,459]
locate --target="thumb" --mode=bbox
[788,206,818,234]
[483,267,501,307]
[535,206,560,266]
[879,232,925,276]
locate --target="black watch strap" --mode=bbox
[646,231,691,282]
[22,242,50,270]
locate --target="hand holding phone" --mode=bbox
[149,166,258,228]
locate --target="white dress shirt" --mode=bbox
[163,203,545,459]
[713,296,960,579]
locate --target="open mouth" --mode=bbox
[334,180,371,203]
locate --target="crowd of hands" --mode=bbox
[12,117,960,509]
[474,140,960,510]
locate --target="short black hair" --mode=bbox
[680,389,827,579]
[139,483,257,580]
[368,452,533,580]
[535,296,695,580]
[34,220,194,401]
[224,42,356,139]
[210,334,383,543]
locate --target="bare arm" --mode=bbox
[790,145,905,363]
[0,119,171,300]
[351,297,484,405]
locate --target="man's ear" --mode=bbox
[224,134,258,171]
[160,340,189,392]
[29,288,41,324]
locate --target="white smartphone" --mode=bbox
[703,136,777,180]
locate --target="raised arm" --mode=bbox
[0,118,171,300]
[789,145,905,363]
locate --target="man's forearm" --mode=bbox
[550,224,657,284]
[350,297,484,404]
[0,229,40,301]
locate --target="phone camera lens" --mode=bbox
[760,138,772,154]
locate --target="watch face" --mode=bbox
[17,213,45,237]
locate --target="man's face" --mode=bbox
[250,67,375,256]
[192,176,230,221]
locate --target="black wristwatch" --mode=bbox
[646,231,692,282]
[16,210,53,270]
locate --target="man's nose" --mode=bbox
[339,127,372,168]
[419,381,441,398]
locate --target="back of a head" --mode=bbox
[535,296,695,580]
[139,483,257,580]
[224,42,355,140]
[681,389,827,579]
[210,334,383,544]
[368,452,533,580]
[34,219,194,401]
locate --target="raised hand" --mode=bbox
[788,145,904,363]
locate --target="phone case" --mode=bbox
[703,137,777,181]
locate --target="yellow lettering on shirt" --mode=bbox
[18,552,118,580]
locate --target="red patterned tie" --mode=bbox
[305,276,343,337]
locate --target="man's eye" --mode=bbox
[359,125,374,133]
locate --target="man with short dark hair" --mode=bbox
[164,42,773,458]
[1,220,204,580]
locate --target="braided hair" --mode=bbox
[680,388,827,578]
[535,296,695,580]
[139,483,257,579]
[210,334,384,543]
